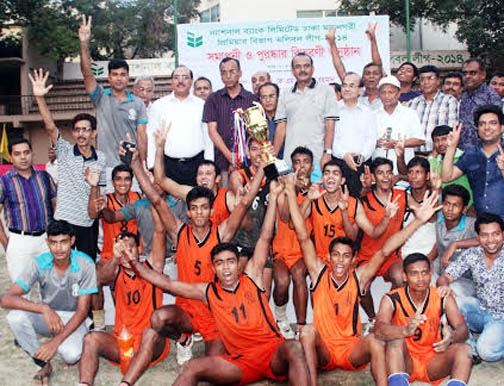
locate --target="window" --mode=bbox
[200,4,220,23]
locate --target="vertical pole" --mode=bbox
[405,0,411,61]
[174,0,179,67]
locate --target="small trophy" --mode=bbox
[235,103,290,180]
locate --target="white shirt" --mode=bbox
[332,100,377,161]
[373,103,424,174]
[147,93,211,168]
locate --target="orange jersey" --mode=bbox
[358,188,406,263]
[311,266,362,340]
[205,274,284,357]
[113,261,163,336]
[386,286,445,359]
[210,187,231,225]
[235,167,266,188]
[101,191,142,261]
[272,191,310,261]
[310,195,357,261]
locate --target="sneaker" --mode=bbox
[362,318,375,336]
[176,336,193,365]
[193,332,203,342]
[277,320,295,339]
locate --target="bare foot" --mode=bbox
[33,362,52,386]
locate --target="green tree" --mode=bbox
[340,0,504,70]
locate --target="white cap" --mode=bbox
[378,75,400,89]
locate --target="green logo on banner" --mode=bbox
[91,62,104,76]
[187,32,203,48]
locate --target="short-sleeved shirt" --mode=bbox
[275,79,339,166]
[54,136,106,227]
[435,214,476,259]
[445,247,504,320]
[455,144,504,219]
[373,103,424,174]
[459,83,502,150]
[203,86,259,170]
[15,249,97,311]
[89,85,148,167]
[0,167,56,232]
[407,91,459,152]
[429,149,473,208]
[358,92,382,111]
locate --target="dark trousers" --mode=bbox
[72,220,99,261]
[164,151,204,186]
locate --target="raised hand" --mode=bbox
[307,181,326,201]
[93,195,106,213]
[394,133,405,158]
[429,163,442,192]
[360,165,373,192]
[294,167,310,190]
[413,190,443,223]
[365,22,378,41]
[496,144,504,171]
[78,14,92,43]
[447,123,462,149]
[84,166,100,187]
[385,194,401,218]
[28,69,53,97]
[406,306,427,336]
[153,120,171,149]
[337,184,350,211]
[325,25,337,44]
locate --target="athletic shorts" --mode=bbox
[221,343,287,385]
[321,336,368,371]
[177,297,220,341]
[410,352,445,386]
[273,252,303,271]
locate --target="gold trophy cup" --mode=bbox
[238,104,289,180]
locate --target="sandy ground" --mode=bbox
[0,252,502,385]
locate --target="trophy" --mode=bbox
[235,103,290,180]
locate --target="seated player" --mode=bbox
[123,139,264,368]
[374,254,472,386]
[78,219,169,386]
[1,220,96,385]
[285,173,441,386]
[126,181,310,385]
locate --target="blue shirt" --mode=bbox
[267,116,283,159]
[456,144,504,219]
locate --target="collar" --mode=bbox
[218,84,246,98]
[10,166,34,178]
[438,213,467,231]
[103,88,135,102]
[38,249,81,273]
[291,78,316,92]
[73,144,98,161]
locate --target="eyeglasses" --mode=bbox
[72,126,93,133]
[135,87,153,93]
[419,75,437,82]
[259,93,277,100]
[173,75,190,80]
[342,83,359,89]
[462,70,479,76]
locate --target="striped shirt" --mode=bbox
[0,167,56,232]
[203,85,259,170]
[407,91,459,152]
[54,136,106,227]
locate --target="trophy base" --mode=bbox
[264,159,290,181]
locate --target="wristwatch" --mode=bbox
[323,149,332,155]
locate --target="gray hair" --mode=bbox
[133,75,155,92]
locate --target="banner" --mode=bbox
[0,124,10,163]
[178,16,390,90]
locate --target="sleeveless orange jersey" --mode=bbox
[359,188,406,261]
[113,261,163,336]
[205,274,283,356]
[236,167,266,188]
[112,261,170,366]
[386,286,445,359]
[175,223,220,339]
[272,191,310,264]
[311,266,362,340]
[210,187,231,225]
[101,191,142,261]
[311,195,357,261]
